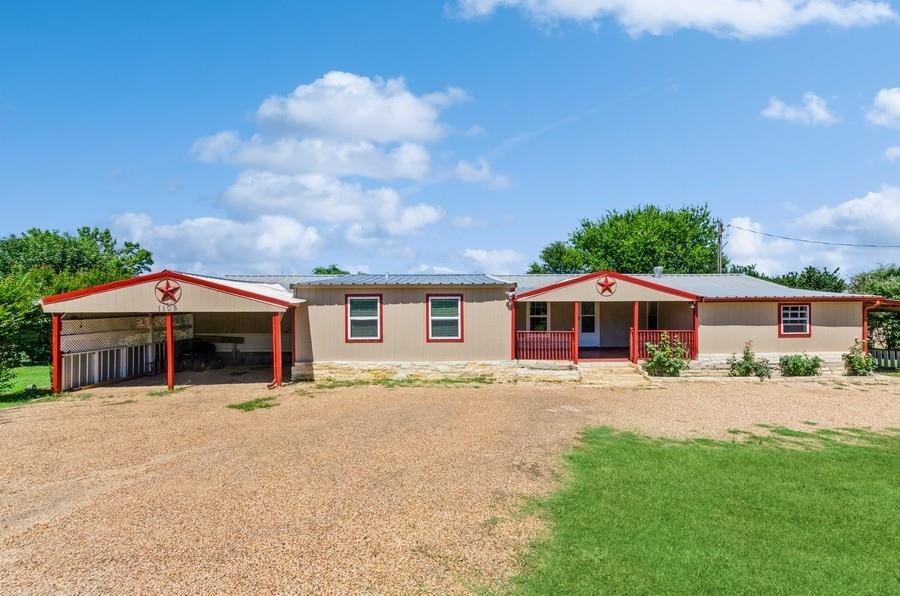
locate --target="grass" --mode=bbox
[507,426,900,595]
[314,375,494,390]
[227,396,278,411]
[147,386,187,397]
[0,365,53,409]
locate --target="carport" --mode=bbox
[40,270,303,392]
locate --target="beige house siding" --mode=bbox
[698,301,862,354]
[293,286,510,362]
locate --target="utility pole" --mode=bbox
[715,218,724,274]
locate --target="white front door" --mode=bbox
[579,302,600,347]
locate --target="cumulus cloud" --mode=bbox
[761,93,838,126]
[885,146,900,162]
[867,88,900,128]
[452,0,896,38]
[455,158,510,188]
[728,186,900,275]
[256,71,467,142]
[460,248,526,273]
[452,215,488,228]
[112,212,321,270]
[409,264,461,274]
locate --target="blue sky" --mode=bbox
[2,1,899,276]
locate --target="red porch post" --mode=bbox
[572,302,580,364]
[509,297,517,360]
[271,312,284,387]
[692,302,700,360]
[165,313,175,390]
[51,313,62,393]
[631,301,639,363]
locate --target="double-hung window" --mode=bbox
[528,302,549,331]
[427,295,463,342]
[346,295,382,342]
[779,303,811,337]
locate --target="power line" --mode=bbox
[726,224,900,249]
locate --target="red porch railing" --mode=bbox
[515,331,574,361]
[636,330,696,360]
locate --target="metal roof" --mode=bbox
[176,272,303,304]
[222,274,337,290]
[291,273,513,287]
[627,273,873,299]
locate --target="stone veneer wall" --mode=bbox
[689,352,847,376]
[291,360,581,384]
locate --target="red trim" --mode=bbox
[41,270,295,309]
[165,313,175,390]
[269,312,283,387]
[692,302,699,360]
[702,296,878,303]
[777,302,812,338]
[51,314,62,393]
[572,302,580,364]
[631,301,639,363]
[344,294,384,343]
[515,270,699,301]
[510,298,517,360]
[425,294,464,343]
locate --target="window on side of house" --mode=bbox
[779,303,810,336]
[346,295,382,341]
[528,302,549,331]
[427,295,462,341]
[580,301,596,333]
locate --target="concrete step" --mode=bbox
[578,362,650,387]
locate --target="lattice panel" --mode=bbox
[61,315,193,353]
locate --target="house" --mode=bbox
[39,269,899,391]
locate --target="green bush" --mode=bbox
[727,342,771,380]
[843,340,875,376]
[778,353,823,377]
[641,332,689,377]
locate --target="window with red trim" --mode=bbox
[779,303,810,337]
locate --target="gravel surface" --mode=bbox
[1,371,898,593]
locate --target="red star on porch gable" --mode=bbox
[155,279,182,305]
[597,276,617,297]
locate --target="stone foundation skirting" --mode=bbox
[688,352,847,376]
[291,360,580,384]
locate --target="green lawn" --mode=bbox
[0,365,52,408]
[509,427,900,595]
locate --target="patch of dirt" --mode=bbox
[0,373,898,593]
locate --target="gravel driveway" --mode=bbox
[1,373,898,593]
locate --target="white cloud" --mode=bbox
[453,0,896,38]
[455,158,510,188]
[867,88,900,128]
[728,186,900,275]
[761,93,838,126]
[256,71,467,142]
[112,212,321,271]
[452,215,488,228]
[192,132,430,180]
[409,264,461,274]
[885,146,900,162]
[460,248,526,273]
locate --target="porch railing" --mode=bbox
[515,331,574,361]
[636,330,696,360]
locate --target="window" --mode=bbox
[779,303,811,337]
[647,302,659,330]
[528,302,549,331]
[427,295,463,342]
[346,295,382,342]
[580,302,596,333]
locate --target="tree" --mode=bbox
[312,264,349,275]
[529,205,720,274]
[0,228,153,365]
[850,265,900,349]
[727,264,847,293]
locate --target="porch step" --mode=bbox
[578,361,650,387]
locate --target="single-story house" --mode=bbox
[40,269,900,391]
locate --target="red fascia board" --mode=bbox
[515,270,699,301]
[41,269,294,309]
[700,295,882,303]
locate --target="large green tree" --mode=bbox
[529,205,720,274]
[312,264,349,275]
[850,265,900,349]
[0,228,153,372]
[729,264,847,293]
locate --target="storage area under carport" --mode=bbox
[40,270,302,392]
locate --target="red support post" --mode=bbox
[51,314,62,394]
[692,302,700,360]
[631,301,639,363]
[270,312,284,387]
[509,298,517,360]
[165,313,175,390]
[572,302,580,364]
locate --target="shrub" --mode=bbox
[641,332,689,377]
[728,342,771,380]
[843,340,875,376]
[778,353,823,377]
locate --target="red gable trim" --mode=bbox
[515,270,699,301]
[41,270,294,309]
